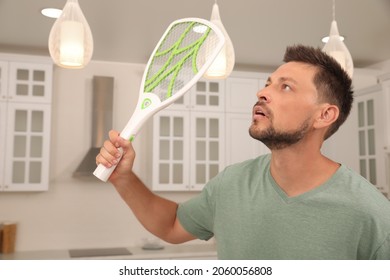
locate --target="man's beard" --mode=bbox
[249,118,311,150]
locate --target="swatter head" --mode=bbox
[93,18,225,182]
[142,18,225,105]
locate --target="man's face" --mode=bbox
[249,62,320,150]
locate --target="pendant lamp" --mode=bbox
[204,1,235,79]
[48,0,93,69]
[322,0,353,78]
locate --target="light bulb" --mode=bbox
[203,3,235,79]
[48,0,93,69]
[322,20,353,78]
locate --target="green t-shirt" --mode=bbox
[177,154,390,259]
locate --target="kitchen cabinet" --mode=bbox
[225,76,270,165]
[0,55,52,191]
[378,74,390,197]
[355,84,388,197]
[152,80,225,191]
[152,72,271,191]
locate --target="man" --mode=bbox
[96,45,390,259]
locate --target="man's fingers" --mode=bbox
[96,139,120,167]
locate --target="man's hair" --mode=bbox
[283,44,354,139]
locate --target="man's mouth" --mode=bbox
[255,108,266,116]
[253,104,269,118]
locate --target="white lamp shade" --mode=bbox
[322,20,354,78]
[48,0,93,69]
[204,3,235,79]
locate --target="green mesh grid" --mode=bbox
[144,21,220,101]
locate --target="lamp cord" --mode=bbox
[332,0,336,21]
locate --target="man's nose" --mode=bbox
[256,87,271,104]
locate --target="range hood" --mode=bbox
[73,76,114,177]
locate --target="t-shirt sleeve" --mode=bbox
[177,172,222,241]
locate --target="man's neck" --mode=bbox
[269,143,340,197]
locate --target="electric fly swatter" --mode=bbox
[94,18,225,182]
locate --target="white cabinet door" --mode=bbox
[225,76,267,113]
[2,103,51,191]
[225,77,270,166]
[190,80,225,112]
[8,62,52,103]
[0,61,8,99]
[152,79,225,191]
[152,111,190,191]
[379,77,390,197]
[152,110,225,191]
[169,80,225,112]
[190,111,225,190]
[0,58,52,191]
[0,101,6,188]
[226,77,258,113]
[225,113,270,166]
[356,86,387,195]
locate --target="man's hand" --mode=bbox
[96,130,135,182]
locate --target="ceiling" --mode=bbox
[1,0,390,71]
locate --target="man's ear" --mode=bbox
[314,104,339,129]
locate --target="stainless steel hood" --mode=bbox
[73,76,114,177]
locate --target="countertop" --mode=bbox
[0,243,217,260]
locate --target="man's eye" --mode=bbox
[282,84,292,91]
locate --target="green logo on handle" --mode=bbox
[141,98,152,109]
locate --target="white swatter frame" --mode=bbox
[93,18,225,181]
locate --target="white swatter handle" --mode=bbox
[93,93,162,182]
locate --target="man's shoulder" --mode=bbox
[226,154,271,171]
[337,165,388,198]
[335,165,390,222]
[206,154,271,193]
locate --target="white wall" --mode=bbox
[368,59,390,73]
[0,60,204,251]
